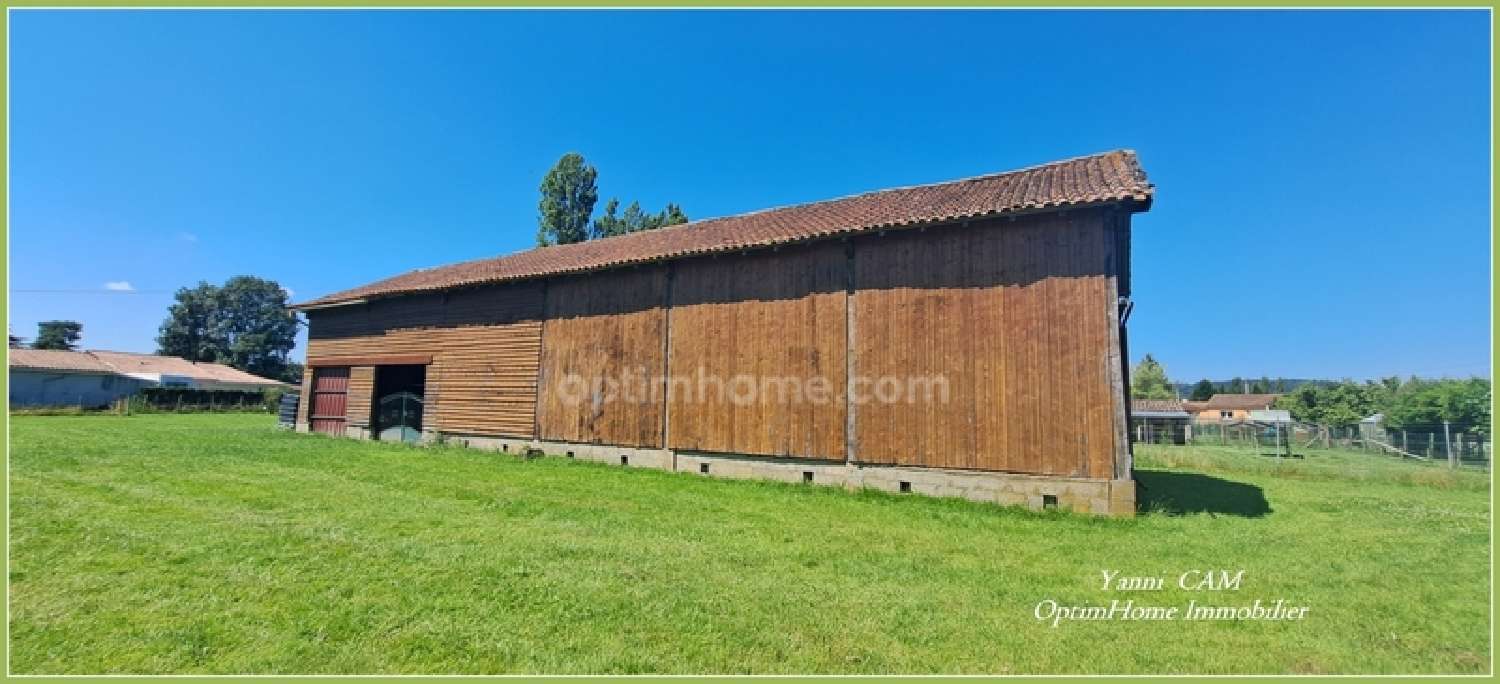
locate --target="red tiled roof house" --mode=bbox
[1191,393,1284,424]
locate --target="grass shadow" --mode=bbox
[1135,470,1272,518]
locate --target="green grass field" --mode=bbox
[8,414,1491,674]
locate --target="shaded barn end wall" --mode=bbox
[304,284,544,437]
[300,207,1129,480]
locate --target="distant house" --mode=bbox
[1189,393,1283,424]
[1247,409,1293,425]
[1130,399,1192,444]
[87,351,289,391]
[1358,412,1385,442]
[9,349,288,408]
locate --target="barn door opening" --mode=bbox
[310,367,350,436]
[374,364,426,443]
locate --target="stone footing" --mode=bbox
[295,424,1135,516]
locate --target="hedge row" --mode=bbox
[127,387,288,414]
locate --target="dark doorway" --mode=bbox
[373,365,426,443]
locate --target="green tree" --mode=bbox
[31,321,82,350]
[660,202,688,227]
[211,276,300,380]
[592,198,690,239]
[281,360,306,385]
[1385,378,1491,435]
[1130,354,1174,400]
[1189,379,1216,401]
[1275,380,1388,427]
[157,282,221,362]
[537,153,599,247]
[157,277,299,381]
[592,198,627,239]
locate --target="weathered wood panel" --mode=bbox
[666,242,847,460]
[536,267,668,447]
[295,365,314,426]
[851,211,1120,478]
[302,211,1128,479]
[305,282,544,437]
[346,366,376,428]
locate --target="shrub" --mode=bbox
[129,388,279,414]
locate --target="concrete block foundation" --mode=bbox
[296,424,1136,516]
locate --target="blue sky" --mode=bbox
[9,9,1491,381]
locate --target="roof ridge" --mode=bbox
[642,149,1143,232]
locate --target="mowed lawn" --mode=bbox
[9,414,1490,674]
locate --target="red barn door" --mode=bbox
[310,367,350,436]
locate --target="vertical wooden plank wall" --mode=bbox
[851,211,1120,478]
[302,210,1129,480]
[666,242,848,460]
[536,267,668,447]
[295,365,314,426]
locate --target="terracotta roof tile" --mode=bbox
[1204,394,1282,410]
[295,149,1153,308]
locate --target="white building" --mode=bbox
[9,348,288,408]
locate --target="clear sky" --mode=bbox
[9,9,1491,381]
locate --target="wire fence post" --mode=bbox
[1444,421,1454,469]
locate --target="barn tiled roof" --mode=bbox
[8,348,116,374]
[1203,393,1283,410]
[294,149,1153,309]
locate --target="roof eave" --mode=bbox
[287,297,368,312]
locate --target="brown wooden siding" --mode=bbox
[666,242,848,460]
[850,211,1119,478]
[305,282,544,437]
[346,366,376,428]
[536,267,668,447]
[295,365,314,426]
[301,210,1129,480]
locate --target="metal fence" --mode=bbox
[1134,420,1491,469]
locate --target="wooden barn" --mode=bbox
[290,150,1154,515]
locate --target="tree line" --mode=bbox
[1277,377,1490,434]
[1130,353,1491,434]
